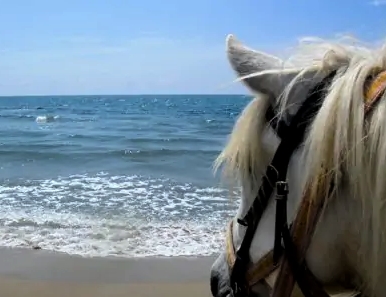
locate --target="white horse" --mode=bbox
[210,34,386,297]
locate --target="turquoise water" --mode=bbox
[0,95,249,257]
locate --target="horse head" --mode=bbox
[210,34,386,297]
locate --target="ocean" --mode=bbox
[0,95,250,258]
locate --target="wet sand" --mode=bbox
[0,248,215,297]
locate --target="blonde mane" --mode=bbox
[214,36,386,296]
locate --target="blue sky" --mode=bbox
[1,0,386,95]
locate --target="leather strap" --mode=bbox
[225,220,278,287]
[271,174,331,297]
[365,70,386,114]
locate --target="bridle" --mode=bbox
[225,68,386,297]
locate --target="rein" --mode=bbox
[226,69,386,297]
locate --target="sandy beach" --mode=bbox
[0,248,214,297]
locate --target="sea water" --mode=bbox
[0,95,250,257]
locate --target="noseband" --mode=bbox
[226,69,386,297]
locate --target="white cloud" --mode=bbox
[369,0,386,6]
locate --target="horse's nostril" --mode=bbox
[210,272,219,296]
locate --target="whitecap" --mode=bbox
[0,173,238,258]
[35,115,59,123]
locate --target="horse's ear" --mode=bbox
[226,34,300,98]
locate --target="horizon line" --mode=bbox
[0,93,251,98]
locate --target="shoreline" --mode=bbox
[0,246,215,296]
[0,246,217,283]
[1,245,219,260]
